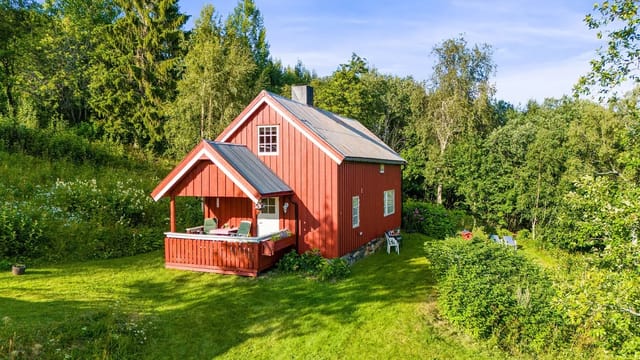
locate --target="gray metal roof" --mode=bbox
[208,141,293,196]
[269,92,406,165]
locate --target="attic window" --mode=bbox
[379,164,385,173]
[258,125,278,155]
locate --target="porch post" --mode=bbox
[170,195,176,232]
[252,199,259,237]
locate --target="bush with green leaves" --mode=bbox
[34,179,166,260]
[277,249,351,281]
[550,175,639,252]
[403,199,465,238]
[425,237,567,355]
[0,204,47,262]
[0,118,117,166]
[552,252,640,356]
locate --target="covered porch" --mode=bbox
[164,230,296,277]
[151,140,297,276]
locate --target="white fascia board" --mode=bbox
[153,147,259,203]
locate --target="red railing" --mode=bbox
[163,232,294,277]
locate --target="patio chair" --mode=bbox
[204,218,218,233]
[234,220,252,237]
[389,228,402,244]
[385,231,400,254]
[503,235,517,250]
[490,234,502,244]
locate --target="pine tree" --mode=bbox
[89,0,186,152]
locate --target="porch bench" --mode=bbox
[186,225,204,234]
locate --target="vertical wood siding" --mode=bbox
[226,104,340,257]
[204,197,254,235]
[171,160,244,198]
[164,236,283,277]
[338,162,402,255]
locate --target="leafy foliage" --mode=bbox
[552,254,640,356]
[0,204,45,262]
[577,0,640,98]
[402,199,466,238]
[0,123,195,263]
[425,238,567,355]
[276,249,351,281]
[165,4,256,156]
[417,36,496,204]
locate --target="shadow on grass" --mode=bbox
[130,233,433,358]
[1,234,434,359]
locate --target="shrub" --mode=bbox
[0,118,140,169]
[424,238,567,355]
[403,200,458,238]
[0,204,47,261]
[277,249,351,281]
[319,258,351,281]
[553,259,640,356]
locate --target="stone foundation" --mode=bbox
[340,236,386,266]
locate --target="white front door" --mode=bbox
[257,197,279,236]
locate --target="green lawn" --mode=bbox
[1,234,506,359]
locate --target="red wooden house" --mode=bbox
[151,86,405,276]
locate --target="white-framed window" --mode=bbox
[352,196,360,228]
[384,189,395,216]
[261,197,276,214]
[258,125,278,155]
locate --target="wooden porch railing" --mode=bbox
[163,232,294,277]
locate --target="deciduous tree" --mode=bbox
[165,4,255,157]
[417,36,496,204]
[576,0,640,98]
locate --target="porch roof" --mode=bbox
[151,140,293,202]
[207,141,292,197]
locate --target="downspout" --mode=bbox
[290,198,300,253]
[400,164,405,229]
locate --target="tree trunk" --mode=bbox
[437,183,443,205]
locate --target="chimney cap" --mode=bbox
[291,85,314,106]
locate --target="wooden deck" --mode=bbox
[164,232,296,277]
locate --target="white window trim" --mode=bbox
[352,196,360,228]
[257,125,278,156]
[384,190,395,217]
[261,197,277,215]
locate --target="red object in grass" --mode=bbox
[460,230,473,240]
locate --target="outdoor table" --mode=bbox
[208,227,238,236]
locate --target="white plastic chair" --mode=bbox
[503,235,517,250]
[385,231,400,254]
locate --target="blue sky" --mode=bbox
[179,1,600,106]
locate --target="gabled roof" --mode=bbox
[218,90,406,165]
[151,140,292,202]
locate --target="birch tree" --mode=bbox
[419,36,495,204]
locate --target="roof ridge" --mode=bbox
[207,140,245,147]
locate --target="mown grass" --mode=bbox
[1,233,507,359]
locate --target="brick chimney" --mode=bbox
[291,85,314,106]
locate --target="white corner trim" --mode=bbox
[220,96,342,165]
[153,147,259,203]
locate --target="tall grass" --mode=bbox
[0,128,201,264]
